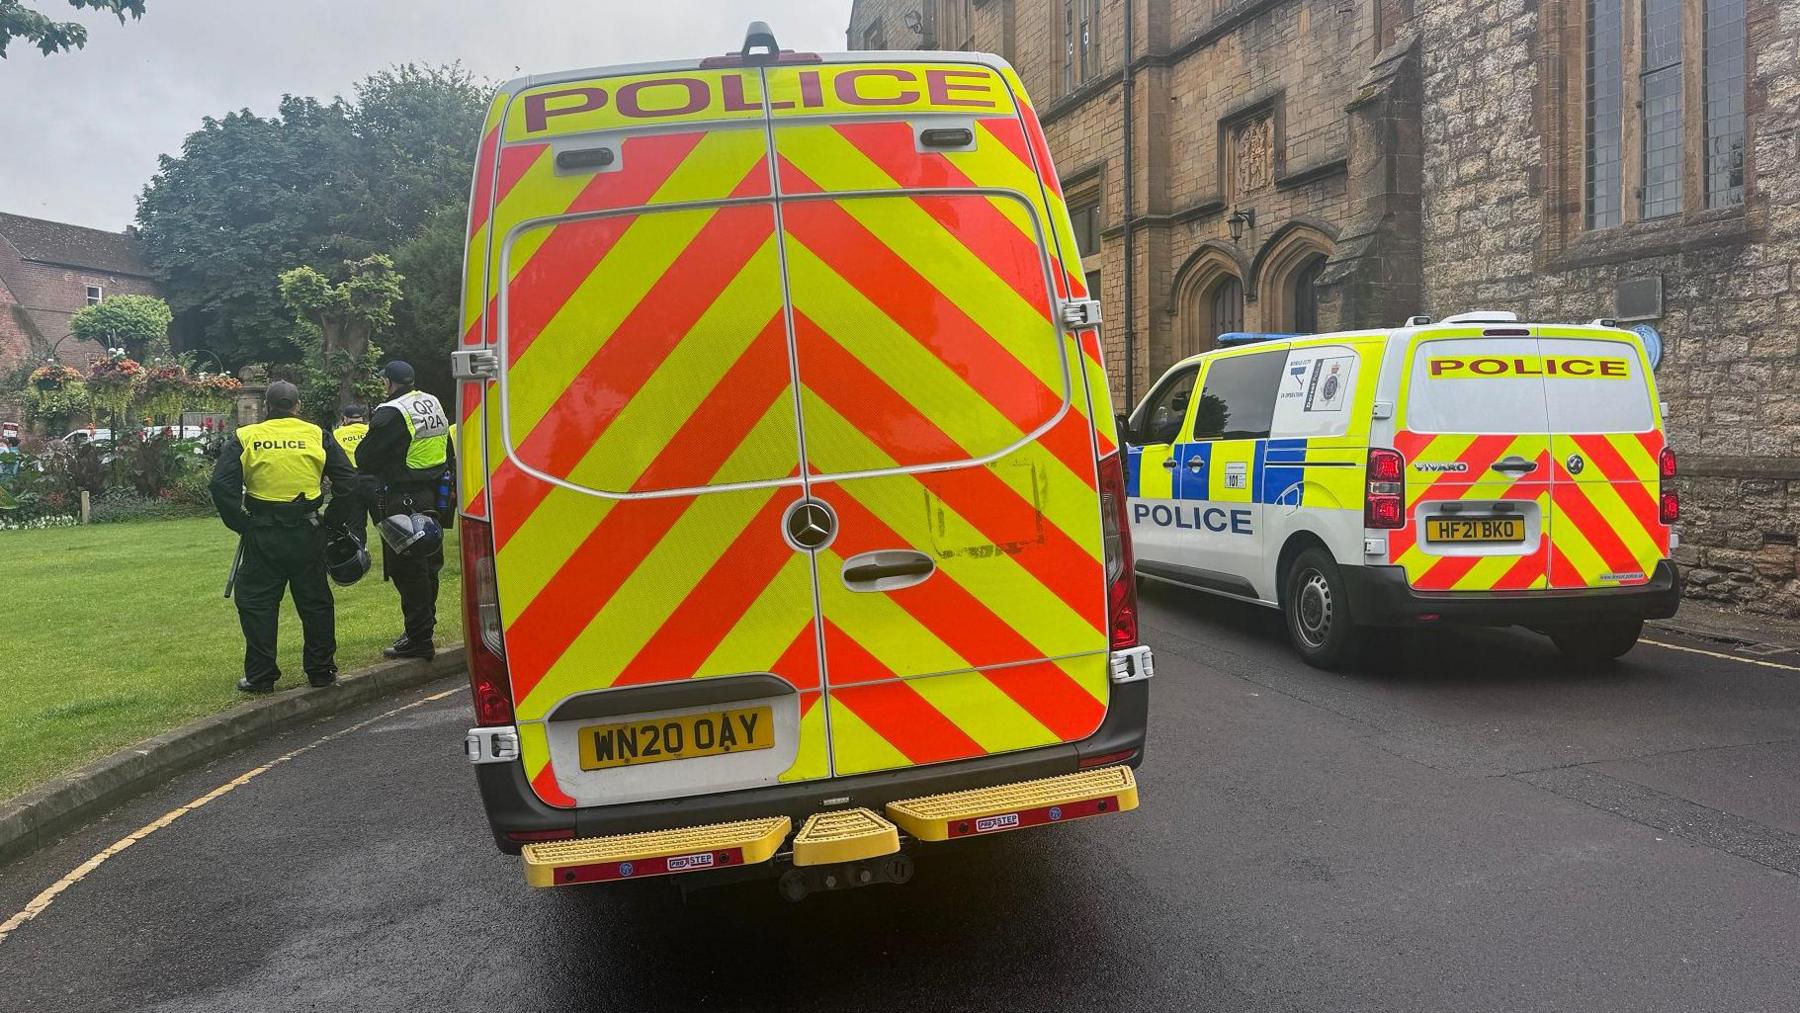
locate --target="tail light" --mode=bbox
[459,516,513,725]
[1658,447,1678,523]
[1097,450,1139,649]
[1365,448,1406,529]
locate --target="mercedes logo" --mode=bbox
[783,498,837,551]
[1566,454,1586,476]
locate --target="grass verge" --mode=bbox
[0,517,461,801]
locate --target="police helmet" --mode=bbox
[377,511,443,556]
[324,528,371,586]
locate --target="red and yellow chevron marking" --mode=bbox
[1546,431,1668,588]
[467,64,1114,804]
[1391,429,1669,592]
[1390,431,1552,591]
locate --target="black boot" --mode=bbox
[237,676,276,694]
[383,636,435,661]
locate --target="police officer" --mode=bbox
[357,361,454,660]
[210,381,361,693]
[333,404,369,466]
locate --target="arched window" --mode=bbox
[1291,255,1326,333]
[1208,276,1244,341]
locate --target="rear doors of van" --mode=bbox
[456,56,1117,809]
[1391,327,1664,593]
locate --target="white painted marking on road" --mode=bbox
[1642,638,1800,674]
[0,688,461,946]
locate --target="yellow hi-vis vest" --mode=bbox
[238,416,326,503]
[333,422,368,466]
[379,389,450,472]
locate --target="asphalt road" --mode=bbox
[3,586,1799,1013]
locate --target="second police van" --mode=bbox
[1122,311,1681,668]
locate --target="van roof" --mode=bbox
[497,49,1019,98]
[1167,320,1641,371]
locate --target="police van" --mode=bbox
[1122,311,1680,668]
[450,24,1150,897]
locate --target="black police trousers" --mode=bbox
[382,487,443,644]
[235,520,335,686]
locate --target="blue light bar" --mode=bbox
[1215,332,1306,346]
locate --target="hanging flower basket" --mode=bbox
[86,353,144,418]
[29,363,83,392]
[139,362,194,420]
[192,371,244,413]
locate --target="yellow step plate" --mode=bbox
[886,766,1139,843]
[791,808,901,867]
[522,816,791,888]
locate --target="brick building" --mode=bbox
[0,212,163,377]
[846,0,1800,612]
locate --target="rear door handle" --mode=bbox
[841,550,936,592]
[1161,458,1178,469]
[1491,456,1538,475]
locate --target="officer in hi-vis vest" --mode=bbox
[357,361,455,660]
[333,404,369,466]
[210,381,362,693]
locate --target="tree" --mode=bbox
[279,255,404,406]
[0,0,143,57]
[68,293,172,360]
[387,202,465,400]
[135,66,485,370]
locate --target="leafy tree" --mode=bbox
[68,293,172,360]
[387,202,465,400]
[0,0,143,57]
[279,255,404,406]
[135,66,485,370]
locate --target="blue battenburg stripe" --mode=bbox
[1178,442,1211,500]
[1261,438,1308,506]
[1124,445,1143,498]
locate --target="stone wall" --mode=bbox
[1413,0,1800,613]
[846,0,933,49]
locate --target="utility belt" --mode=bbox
[245,495,323,528]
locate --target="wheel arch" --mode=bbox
[1275,529,1333,607]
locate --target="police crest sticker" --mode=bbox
[1304,356,1354,412]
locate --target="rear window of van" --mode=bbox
[1405,336,1654,435]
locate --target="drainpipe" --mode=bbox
[1121,0,1137,407]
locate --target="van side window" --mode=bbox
[1191,351,1285,441]
[1129,365,1199,445]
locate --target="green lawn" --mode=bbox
[0,517,462,801]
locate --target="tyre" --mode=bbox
[1548,619,1643,663]
[1283,547,1359,669]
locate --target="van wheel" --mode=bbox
[1548,619,1643,663]
[1284,547,1358,670]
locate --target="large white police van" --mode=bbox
[1120,312,1681,668]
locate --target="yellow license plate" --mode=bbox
[577,706,774,771]
[1426,516,1525,543]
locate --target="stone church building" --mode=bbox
[846,0,1799,613]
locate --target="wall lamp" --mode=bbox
[1227,208,1257,243]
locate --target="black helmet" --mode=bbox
[325,527,371,586]
[378,511,442,556]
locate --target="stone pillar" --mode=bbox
[1317,33,1423,331]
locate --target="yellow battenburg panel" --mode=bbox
[1206,441,1257,505]
[1136,444,1175,498]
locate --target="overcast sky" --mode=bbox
[0,0,850,231]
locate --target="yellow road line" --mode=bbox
[0,688,462,946]
[1641,638,1800,674]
